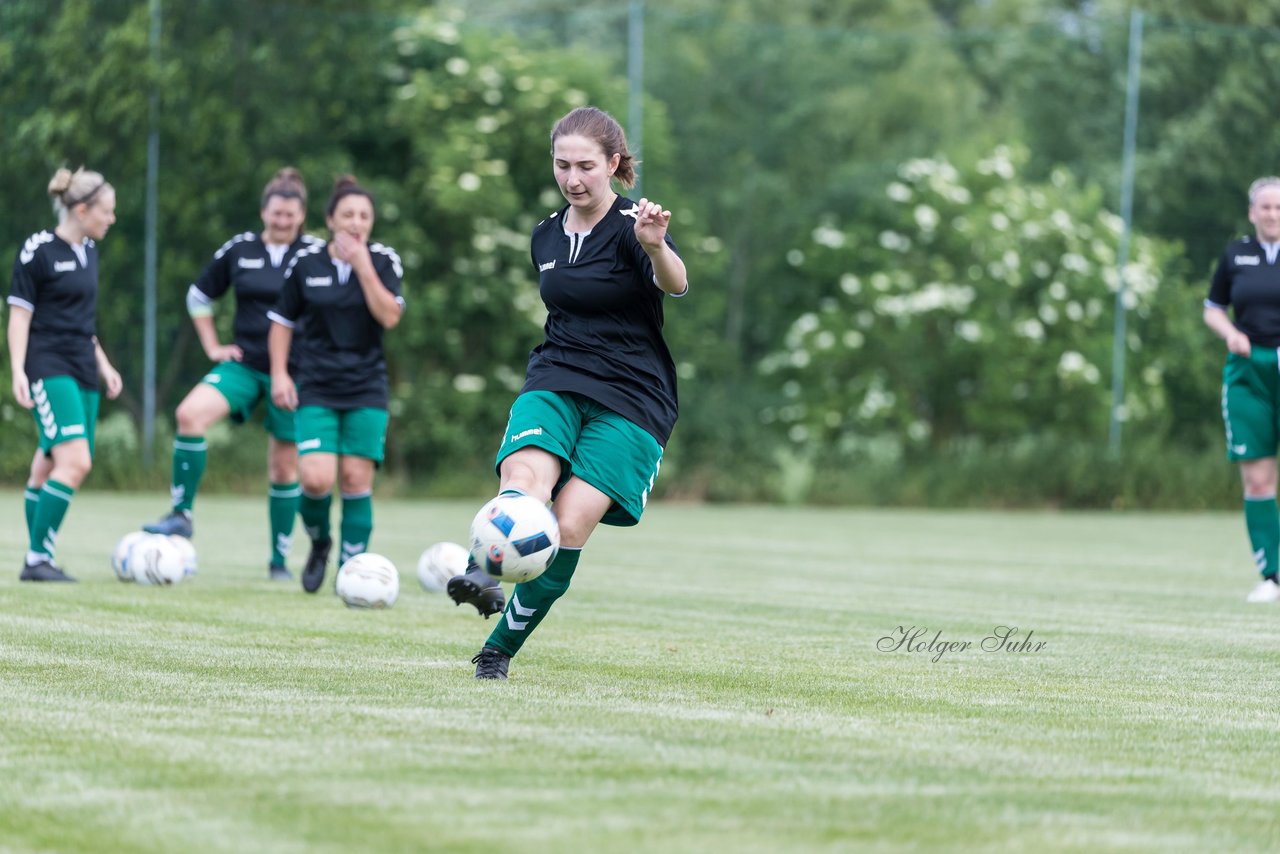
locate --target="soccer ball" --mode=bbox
[336,552,400,609]
[127,533,187,586]
[417,541,469,593]
[168,535,197,577]
[111,530,149,581]
[469,494,560,583]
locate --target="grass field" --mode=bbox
[2,491,1279,853]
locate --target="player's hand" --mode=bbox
[101,364,123,400]
[206,343,243,363]
[633,198,672,250]
[1227,329,1252,357]
[271,373,298,412]
[11,374,32,409]
[332,230,373,273]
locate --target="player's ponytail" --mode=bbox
[48,166,110,222]
[550,106,638,190]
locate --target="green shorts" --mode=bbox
[1222,348,1280,461]
[201,361,296,442]
[296,405,388,462]
[495,390,664,527]
[30,376,99,456]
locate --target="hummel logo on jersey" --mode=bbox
[62,424,86,437]
[305,276,333,286]
[238,257,265,269]
[511,427,543,442]
[1235,255,1261,266]
[54,260,77,273]
[539,260,556,272]
[1232,443,1248,455]
[619,204,641,219]
[20,232,53,265]
[298,438,322,451]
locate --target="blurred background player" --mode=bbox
[8,166,123,581]
[448,106,688,678]
[268,175,404,594]
[1204,175,1280,603]
[142,168,319,581]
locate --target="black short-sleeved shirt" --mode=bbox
[269,241,404,410]
[192,231,324,374]
[7,230,100,390]
[524,195,683,445]
[1207,235,1280,347]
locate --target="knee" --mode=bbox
[174,399,205,435]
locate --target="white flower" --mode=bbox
[1015,318,1045,341]
[956,320,982,342]
[990,212,1010,231]
[840,273,861,295]
[453,374,486,393]
[878,230,912,251]
[445,57,470,76]
[886,181,913,202]
[812,225,846,249]
[914,205,940,232]
[458,173,481,192]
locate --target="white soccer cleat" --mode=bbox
[1246,578,1280,603]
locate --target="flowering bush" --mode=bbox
[760,145,1206,460]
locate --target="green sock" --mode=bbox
[340,492,373,567]
[299,491,332,544]
[1245,496,1279,579]
[170,435,208,513]
[24,485,39,538]
[485,547,581,657]
[29,480,75,560]
[268,481,300,566]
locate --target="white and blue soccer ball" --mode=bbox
[111,530,149,581]
[167,535,197,577]
[469,494,560,583]
[417,541,469,593]
[336,552,400,609]
[127,533,187,586]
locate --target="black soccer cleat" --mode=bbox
[301,537,332,594]
[143,510,193,539]
[471,646,511,680]
[19,558,77,582]
[268,562,293,582]
[447,563,506,618]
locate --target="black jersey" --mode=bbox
[524,195,683,445]
[191,231,323,374]
[270,241,404,410]
[7,230,100,390]
[1207,236,1280,347]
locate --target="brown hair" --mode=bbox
[550,107,637,189]
[261,166,307,210]
[325,174,373,218]
[48,166,111,221]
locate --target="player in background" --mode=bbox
[7,167,123,582]
[1205,176,1280,603]
[142,168,319,581]
[448,106,688,679]
[268,175,404,594]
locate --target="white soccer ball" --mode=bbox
[168,535,197,577]
[469,493,560,583]
[336,552,400,609]
[127,533,187,586]
[111,530,149,582]
[417,541,469,593]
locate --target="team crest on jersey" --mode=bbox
[305,276,333,287]
[54,260,77,272]
[238,257,265,269]
[1236,255,1261,266]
